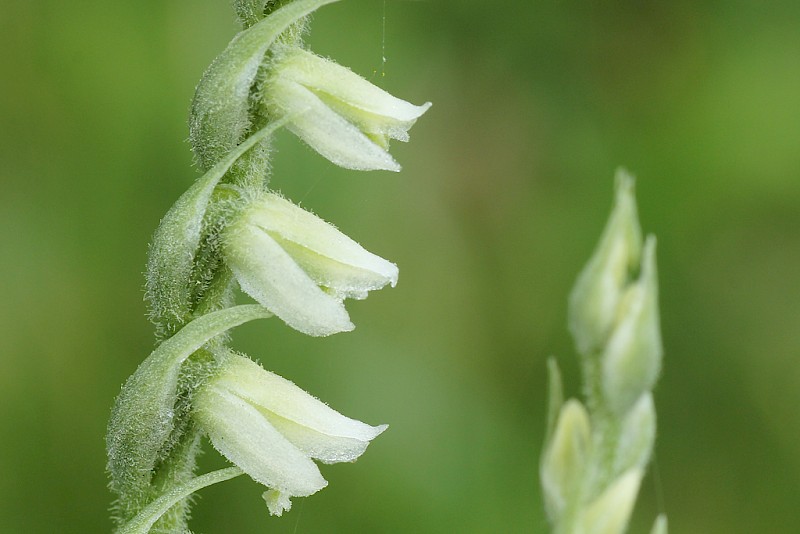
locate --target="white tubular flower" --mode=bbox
[193,352,387,516]
[223,192,399,337]
[540,399,591,521]
[265,46,431,172]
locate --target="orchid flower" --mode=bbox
[194,351,387,516]
[264,46,431,171]
[223,192,398,336]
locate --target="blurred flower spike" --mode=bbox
[265,46,431,172]
[568,169,662,415]
[223,192,399,337]
[194,351,387,516]
[541,170,665,534]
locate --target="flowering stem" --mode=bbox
[117,467,244,534]
[107,0,428,530]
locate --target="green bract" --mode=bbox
[189,0,340,175]
[107,305,271,523]
[145,122,284,339]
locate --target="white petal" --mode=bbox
[279,47,430,124]
[270,78,401,171]
[215,354,387,463]
[194,385,327,498]
[248,194,398,297]
[225,220,354,336]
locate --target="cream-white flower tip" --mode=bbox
[263,489,293,517]
[266,46,430,171]
[223,194,398,336]
[194,353,387,516]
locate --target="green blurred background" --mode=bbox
[2,0,799,532]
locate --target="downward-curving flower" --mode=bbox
[223,192,399,337]
[193,351,387,516]
[264,45,431,172]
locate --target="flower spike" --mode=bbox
[108,1,427,530]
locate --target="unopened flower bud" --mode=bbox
[651,514,669,534]
[613,393,656,474]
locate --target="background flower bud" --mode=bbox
[651,514,669,534]
[264,46,431,171]
[569,169,643,357]
[613,393,656,475]
[601,237,662,415]
[578,468,643,534]
[540,399,591,520]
